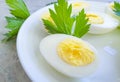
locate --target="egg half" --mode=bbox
[106,2,120,21]
[86,12,119,34]
[72,2,90,15]
[40,34,98,77]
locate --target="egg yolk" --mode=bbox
[72,2,89,9]
[57,38,95,66]
[42,13,54,24]
[86,13,104,24]
[109,3,114,9]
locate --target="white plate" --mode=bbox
[17,0,120,82]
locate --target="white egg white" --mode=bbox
[106,3,120,21]
[72,2,90,15]
[39,34,98,77]
[87,12,119,34]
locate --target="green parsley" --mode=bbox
[73,10,90,37]
[43,0,75,34]
[42,0,90,38]
[3,0,30,42]
[6,0,30,19]
[3,17,25,41]
[113,1,120,16]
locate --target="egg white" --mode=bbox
[106,2,120,21]
[72,2,90,15]
[40,34,98,77]
[87,12,119,34]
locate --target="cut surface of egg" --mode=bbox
[40,34,98,77]
[57,38,95,66]
[86,12,119,34]
[72,2,90,14]
[106,2,120,20]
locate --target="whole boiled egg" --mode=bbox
[86,12,119,34]
[40,34,98,77]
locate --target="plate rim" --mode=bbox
[16,0,108,82]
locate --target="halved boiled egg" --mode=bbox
[40,34,98,77]
[86,12,119,34]
[72,2,90,14]
[106,2,120,21]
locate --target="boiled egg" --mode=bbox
[106,2,120,20]
[40,34,98,77]
[86,12,119,34]
[72,2,90,15]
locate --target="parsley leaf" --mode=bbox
[6,0,30,19]
[73,9,90,37]
[50,1,75,34]
[3,0,30,42]
[42,19,60,33]
[5,17,25,30]
[3,17,25,42]
[42,0,90,38]
[113,1,120,16]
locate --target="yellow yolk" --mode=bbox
[86,13,104,24]
[109,3,114,9]
[57,38,95,66]
[72,2,89,9]
[42,13,54,24]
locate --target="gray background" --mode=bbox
[0,0,117,82]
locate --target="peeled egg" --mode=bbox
[40,34,98,77]
[72,2,90,15]
[106,2,120,21]
[86,12,119,34]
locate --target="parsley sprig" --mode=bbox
[43,0,75,34]
[113,1,120,16]
[4,0,90,42]
[3,0,30,42]
[42,0,90,38]
[73,10,90,37]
